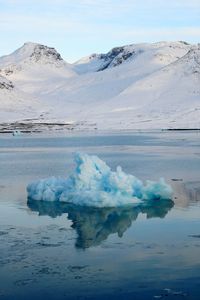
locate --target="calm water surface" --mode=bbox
[0,131,200,300]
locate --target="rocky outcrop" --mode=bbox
[0,76,14,89]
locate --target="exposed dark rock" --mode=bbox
[0,80,14,90]
[30,44,63,62]
[97,46,140,71]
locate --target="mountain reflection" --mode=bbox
[27,199,174,249]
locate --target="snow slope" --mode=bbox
[0,41,199,129]
[0,74,40,122]
[94,45,200,129]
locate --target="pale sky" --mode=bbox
[0,0,199,62]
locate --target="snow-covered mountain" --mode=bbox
[0,42,76,96]
[0,41,199,130]
[74,41,191,73]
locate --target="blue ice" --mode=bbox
[12,130,22,136]
[27,153,173,207]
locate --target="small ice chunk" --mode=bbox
[12,130,22,136]
[27,153,173,207]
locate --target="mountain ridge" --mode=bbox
[0,41,199,130]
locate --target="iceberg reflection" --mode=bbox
[27,199,174,249]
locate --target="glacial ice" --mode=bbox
[12,130,22,136]
[27,153,173,207]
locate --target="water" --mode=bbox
[0,131,200,299]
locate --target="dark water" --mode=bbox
[0,131,200,299]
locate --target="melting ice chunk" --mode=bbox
[12,130,22,136]
[27,153,173,207]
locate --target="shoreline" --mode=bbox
[1,121,200,134]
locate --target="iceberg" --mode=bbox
[27,153,173,207]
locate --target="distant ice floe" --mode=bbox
[12,130,22,136]
[27,153,173,207]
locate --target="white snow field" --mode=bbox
[0,41,199,129]
[27,153,173,207]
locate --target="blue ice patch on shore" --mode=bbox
[27,153,173,207]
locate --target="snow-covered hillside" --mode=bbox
[0,74,40,122]
[0,41,199,130]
